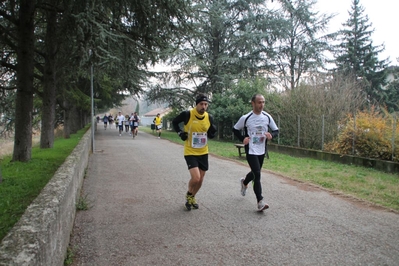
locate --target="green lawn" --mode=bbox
[0,127,89,241]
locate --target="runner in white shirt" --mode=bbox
[233,94,279,211]
[129,112,140,138]
[117,111,125,136]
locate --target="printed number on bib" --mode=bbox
[251,128,265,145]
[191,132,207,148]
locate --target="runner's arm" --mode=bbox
[172,111,189,133]
[232,116,246,142]
[267,115,279,139]
[207,115,217,139]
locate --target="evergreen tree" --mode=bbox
[146,0,280,108]
[135,102,140,114]
[275,0,336,90]
[335,0,388,106]
[211,78,270,138]
[385,65,399,112]
[13,0,36,162]
[0,0,191,161]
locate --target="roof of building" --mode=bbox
[143,107,171,117]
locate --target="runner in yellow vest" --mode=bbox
[172,94,217,211]
[153,113,162,138]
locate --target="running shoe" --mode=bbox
[190,196,199,209]
[185,194,199,211]
[257,200,269,211]
[240,177,247,196]
[185,194,192,211]
[185,201,191,211]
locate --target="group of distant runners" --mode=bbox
[102,112,140,138]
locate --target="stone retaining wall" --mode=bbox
[0,130,91,266]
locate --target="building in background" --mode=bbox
[141,107,171,129]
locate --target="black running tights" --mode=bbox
[244,153,265,202]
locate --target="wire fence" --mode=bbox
[214,113,399,162]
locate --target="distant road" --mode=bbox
[70,127,399,265]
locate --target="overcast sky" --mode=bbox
[315,0,398,65]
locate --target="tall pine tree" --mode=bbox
[0,0,191,161]
[145,0,280,109]
[335,0,388,106]
[275,0,336,90]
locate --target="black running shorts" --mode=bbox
[184,154,209,171]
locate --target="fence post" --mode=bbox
[321,114,325,150]
[352,113,356,155]
[392,114,397,161]
[297,115,300,147]
[232,121,234,141]
[278,114,280,145]
[218,121,220,141]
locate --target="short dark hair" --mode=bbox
[251,94,263,102]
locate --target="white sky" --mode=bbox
[315,0,399,65]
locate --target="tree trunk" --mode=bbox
[70,107,81,134]
[40,8,57,149]
[12,0,36,162]
[63,103,82,138]
[63,108,71,139]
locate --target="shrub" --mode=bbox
[324,106,399,162]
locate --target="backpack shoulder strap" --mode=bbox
[183,110,190,125]
[208,112,214,124]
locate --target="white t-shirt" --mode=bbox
[134,116,140,126]
[130,115,140,126]
[233,111,278,155]
[117,115,125,126]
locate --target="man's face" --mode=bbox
[252,95,265,113]
[196,101,208,114]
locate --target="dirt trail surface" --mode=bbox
[70,126,399,266]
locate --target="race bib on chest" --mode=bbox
[251,127,266,145]
[191,132,207,148]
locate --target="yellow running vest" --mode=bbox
[154,116,162,126]
[183,108,210,156]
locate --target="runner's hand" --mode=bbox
[178,131,188,141]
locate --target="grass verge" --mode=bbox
[143,126,399,212]
[0,126,89,241]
